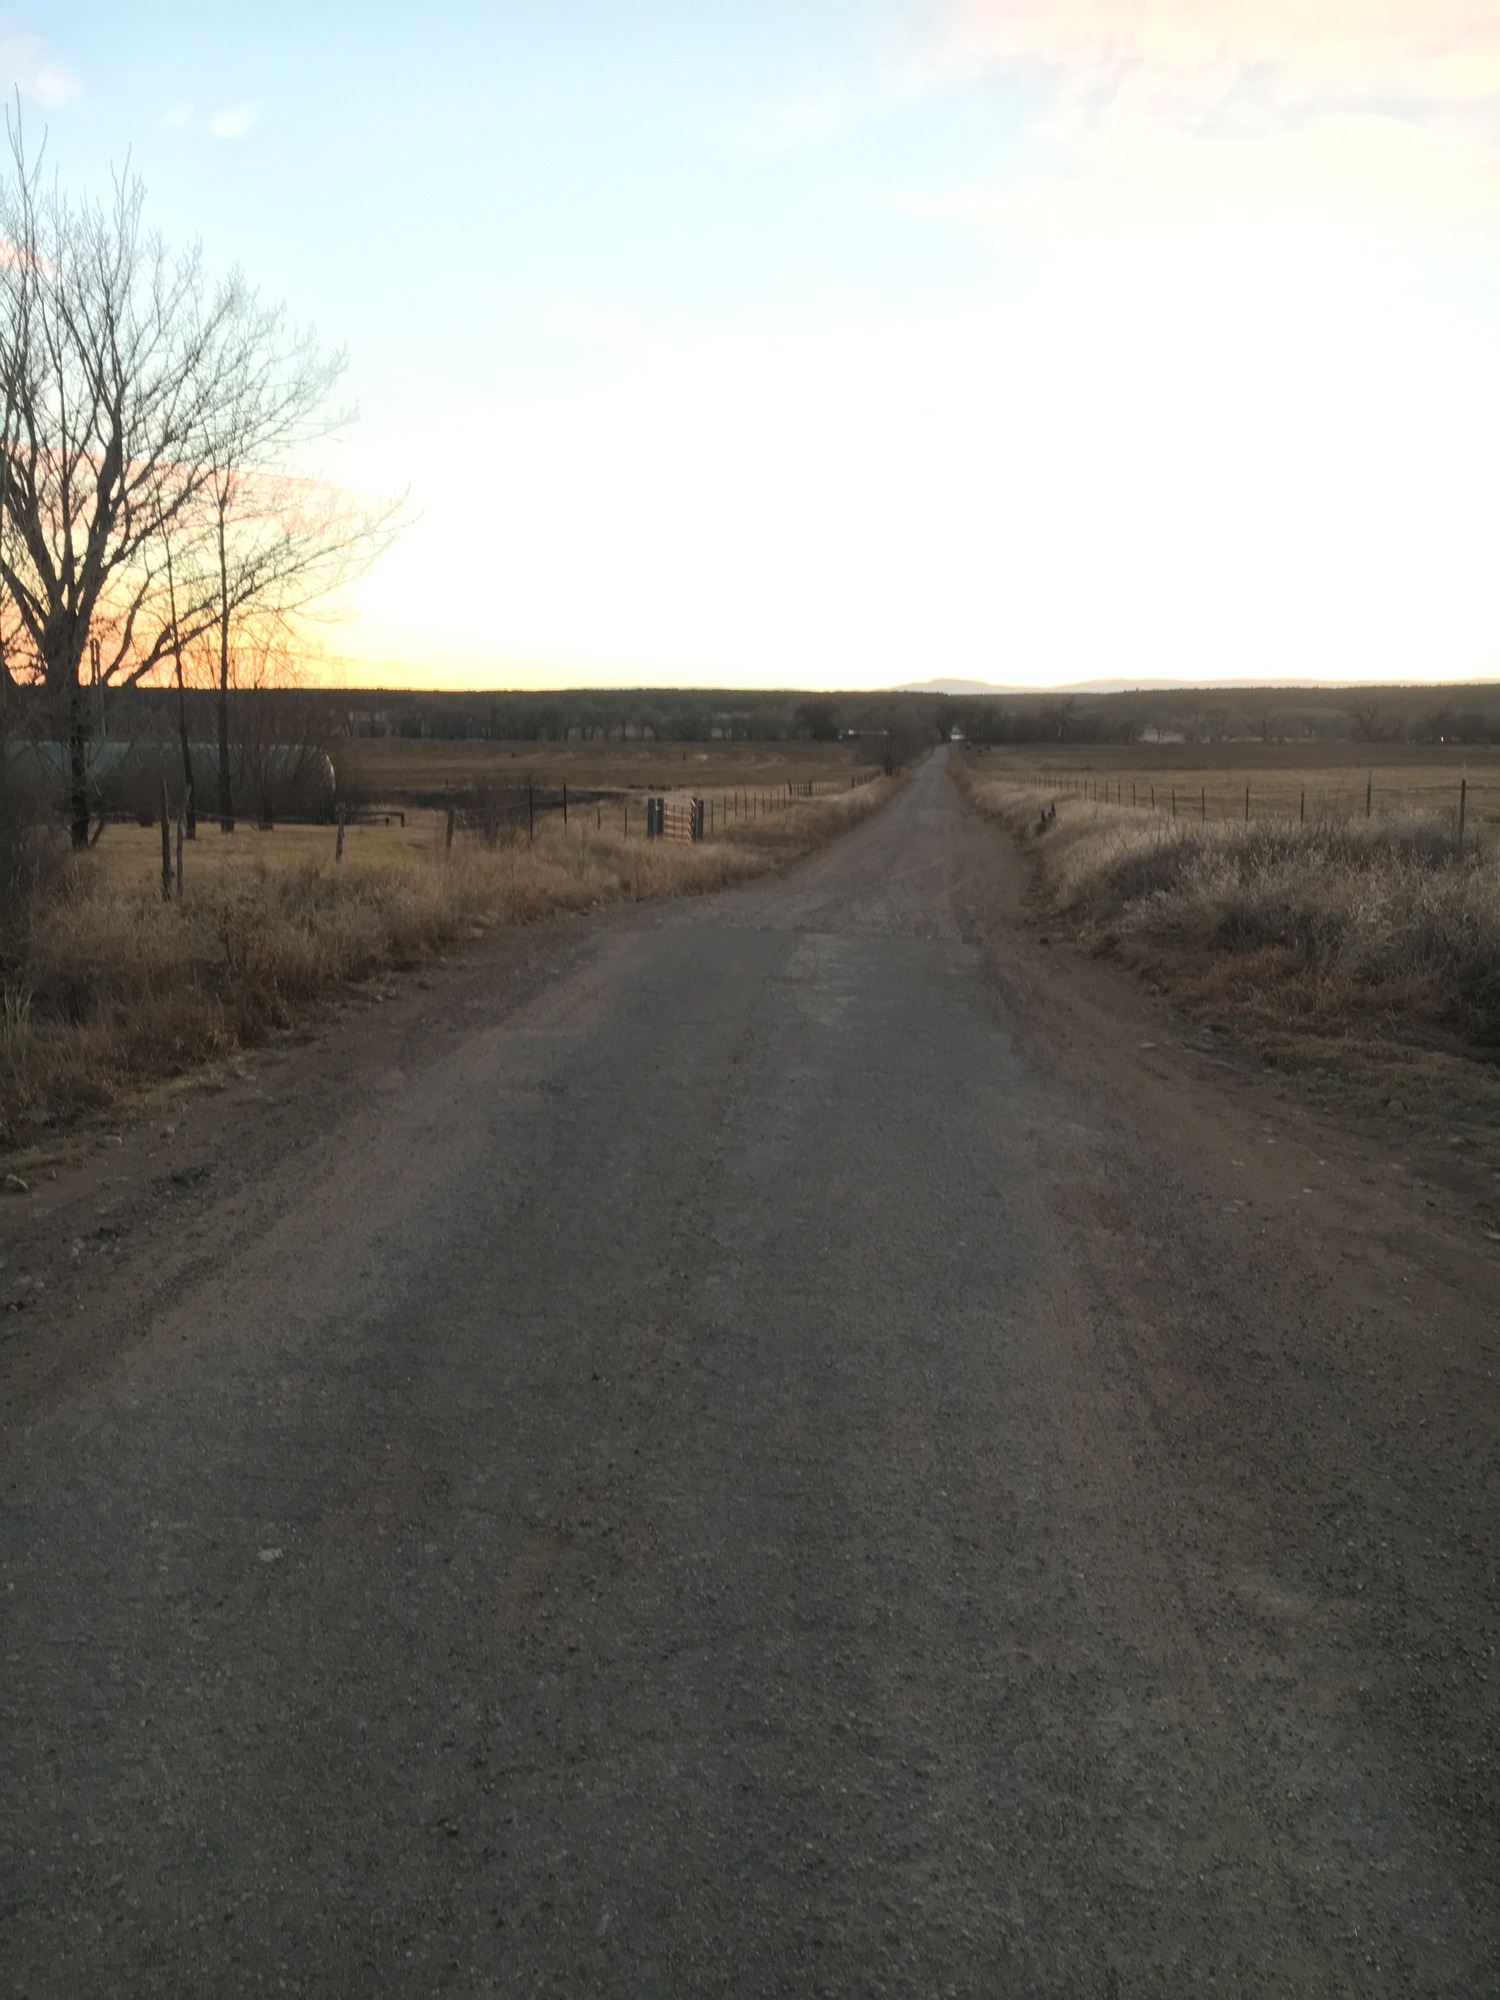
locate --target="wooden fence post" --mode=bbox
[1299,787,1305,824]
[1459,767,1467,845]
[445,805,455,850]
[1366,769,1372,819]
[1244,784,1250,823]
[335,803,346,862]
[159,780,172,902]
[175,802,184,898]
[562,782,568,828]
[528,785,534,842]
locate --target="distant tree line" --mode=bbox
[328,684,1500,749]
[951,687,1500,747]
[29,680,1500,790]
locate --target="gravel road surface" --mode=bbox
[2,754,1496,1997]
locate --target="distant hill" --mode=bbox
[894,678,1011,695]
[889,676,1479,696]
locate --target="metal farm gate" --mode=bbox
[645,796,704,842]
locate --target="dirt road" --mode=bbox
[2,754,1496,1997]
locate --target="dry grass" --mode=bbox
[0,780,892,1145]
[336,736,873,799]
[967,742,1500,829]
[958,759,1500,1078]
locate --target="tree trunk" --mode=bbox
[68,674,89,850]
[216,510,234,832]
[164,531,196,837]
[176,667,196,838]
[216,671,233,833]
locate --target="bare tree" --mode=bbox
[174,294,403,832]
[221,624,338,828]
[869,706,931,775]
[0,116,403,845]
[0,122,244,840]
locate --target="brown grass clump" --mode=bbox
[958,764,1500,1051]
[1,780,892,1143]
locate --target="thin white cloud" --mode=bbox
[930,0,1500,121]
[0,34,80,109]
[896,2,1500,259]
[208,102,260,141]
[160,100,195,132]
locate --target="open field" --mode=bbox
[0,777,895,1145]
[334,735,876,801]
[968,739,1500,827]
[90,815,448,891]
[956,753,1500,1123]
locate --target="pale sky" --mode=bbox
[12,2,1500,689]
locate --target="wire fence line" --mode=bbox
[1002,768,1496,841]
[385,770,880,851]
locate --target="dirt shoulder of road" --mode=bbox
[948,775,1500,1346]
[952,759,1500,1210]
[0,909,605,1430]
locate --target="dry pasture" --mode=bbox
[956,753,1500,1139]
[967,739,1500,829]
[335,735,874,802]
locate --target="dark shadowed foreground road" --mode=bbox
[3,756,1497,1997]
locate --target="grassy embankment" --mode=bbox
[956,754,1500,1120]
[0,773,892,1146]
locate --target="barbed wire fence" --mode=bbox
[401,770,881,850]
[997,766,1495,843]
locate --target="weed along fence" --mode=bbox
[1005,767,1499,839]
[644,775,878,841]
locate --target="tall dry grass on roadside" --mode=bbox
[959,765,1500,1047]
[0,780,891,1141]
